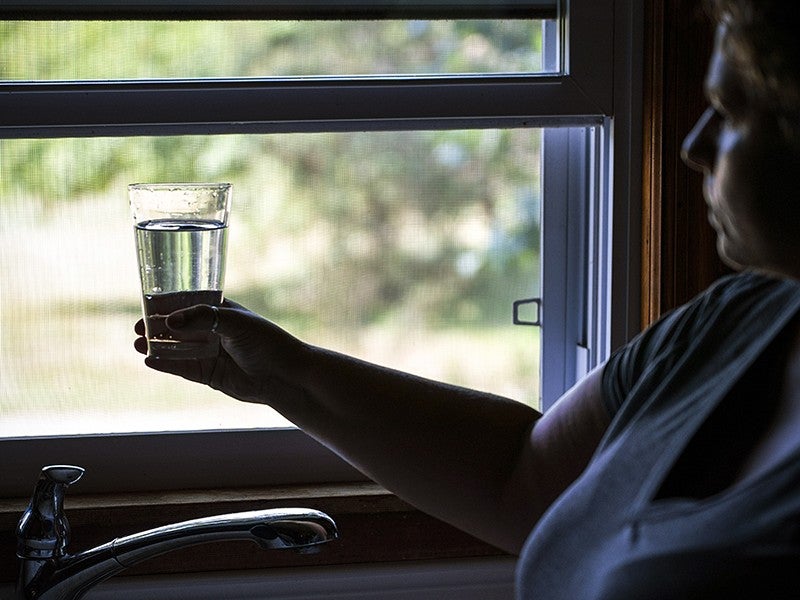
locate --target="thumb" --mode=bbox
[166,304,220,334]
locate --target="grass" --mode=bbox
[0,304,539,437]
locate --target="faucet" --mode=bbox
[15,465,338,600]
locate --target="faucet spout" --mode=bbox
[16,467,338,600]
[112,507,338,564]
[19,507,337,600]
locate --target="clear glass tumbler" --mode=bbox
[129,183,232,359]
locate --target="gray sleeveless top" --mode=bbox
[516,272,800,599]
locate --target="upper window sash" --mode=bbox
[0,0,614,139]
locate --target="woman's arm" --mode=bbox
[135,301,610,554]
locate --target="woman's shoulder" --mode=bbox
[704,271,800,301]
[601,272,800,418]
[679,271,800,333]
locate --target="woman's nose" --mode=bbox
[681,107,717,172]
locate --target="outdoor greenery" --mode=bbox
[0,19,544,435]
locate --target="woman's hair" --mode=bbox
[706,0,800,117]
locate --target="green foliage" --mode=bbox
[1,19,543,328]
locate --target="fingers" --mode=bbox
[166,303,254,342]
[134,319,148,354]
[144,355,217,385]
[165,304,219,333]
[134,335,148,355]
[134,306,218,362]
[134,302,240,359]
[134,301,244,338]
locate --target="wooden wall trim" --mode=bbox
[642,0,665,327]
[641,0,730,327]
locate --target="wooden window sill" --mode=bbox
[0,482,507,584]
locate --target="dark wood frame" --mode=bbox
[642,0,730,327]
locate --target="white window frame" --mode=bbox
[0,0,642,496]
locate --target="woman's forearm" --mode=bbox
[273,343,541,552]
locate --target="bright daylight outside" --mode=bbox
[0,19,546,436]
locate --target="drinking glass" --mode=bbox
[129,183,232,359]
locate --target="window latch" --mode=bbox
[513,297,541,327]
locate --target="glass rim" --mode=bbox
[128,182,232,191]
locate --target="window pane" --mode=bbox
[0,20,551,80]
[0,129,541,437]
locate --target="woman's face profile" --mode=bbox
[682,23,800,277]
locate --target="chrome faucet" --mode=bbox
[16,465,338,600]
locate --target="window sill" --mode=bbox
[0,482,507,584]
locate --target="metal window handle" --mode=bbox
[513,297,541,326]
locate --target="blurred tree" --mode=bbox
[0,19,543,328]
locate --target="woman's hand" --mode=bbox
[134,299,309,406]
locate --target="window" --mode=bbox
[0,0,642,497]
[2,129,543,435]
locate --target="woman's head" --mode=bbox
[681,1,800,277]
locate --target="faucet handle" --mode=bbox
[17,465,85,559]
[40,465,85,486]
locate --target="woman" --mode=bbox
[135,1,800,596]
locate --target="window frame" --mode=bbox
[0,0,610,139]
[0,0,642,498]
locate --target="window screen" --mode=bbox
[0,129,541,436]
[0,19,551,80]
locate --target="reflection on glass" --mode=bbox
[0,130,541,436]
[0,20,550,80]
